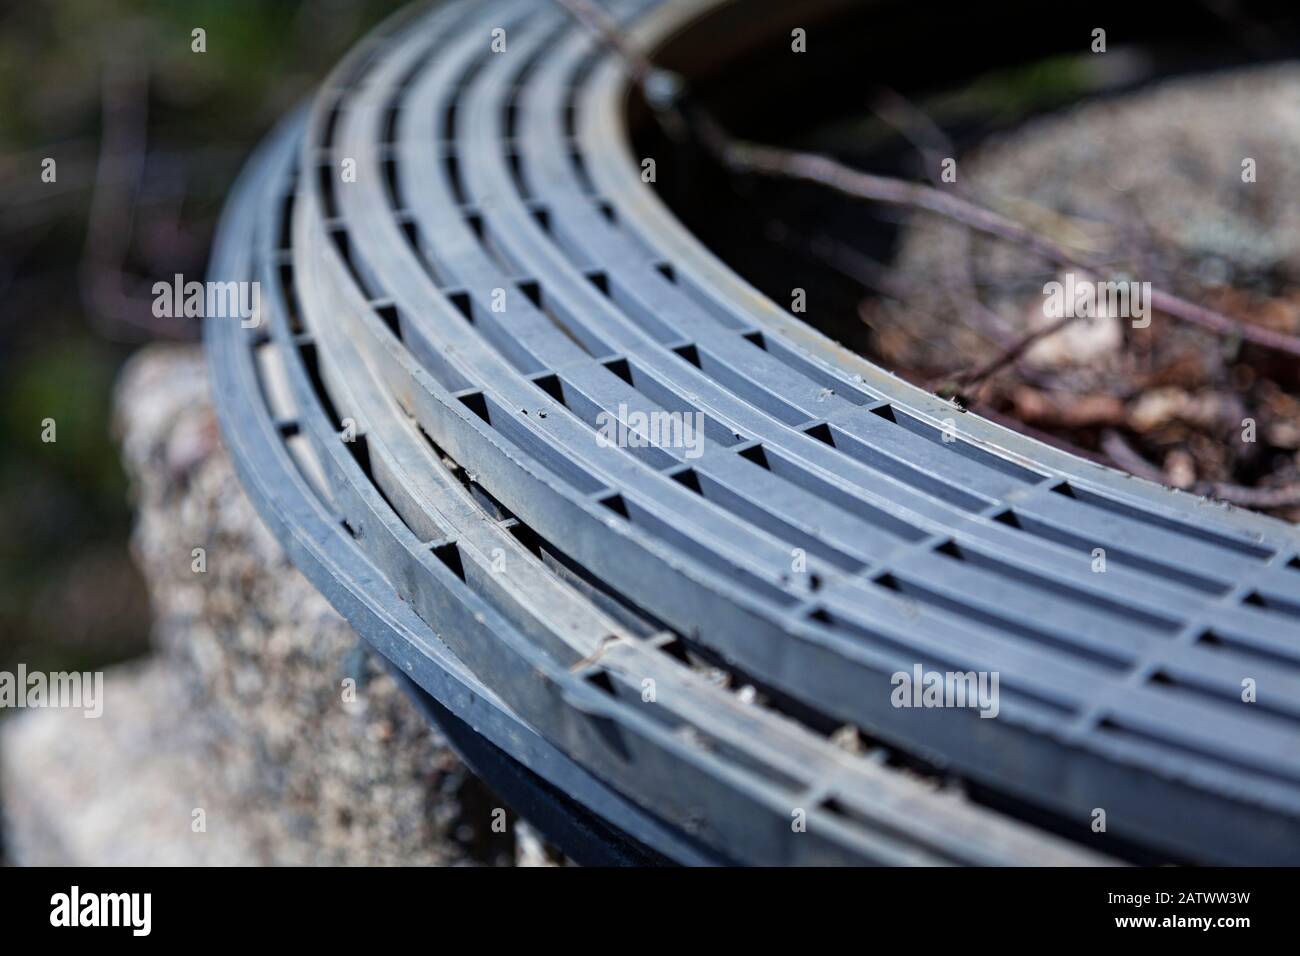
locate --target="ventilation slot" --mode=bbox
[277,263,304,335]
[598,493,629,519]
[993,509,1230,597]
[804,422,834,446]
[505,145,529,199]
[814,424,986,512]
[1096,717,1293,784]
[530,373,566,406]
[670,468,703,494]
[382,104,400,145]
[517,279,543,310]
[585,669,617,696]
[383,155,401,207]
[328,225,379,300]
[886,406,1044,484]
[738,444,770,470]
[458,390,490,423]
[444,153,468,205]
[372,300,403,340]
[297,342,344,430]
[569,148,596,194]
[761,335,877,407]
[1052,482,1273,559]
[464,211,486,241]
[321,100,344,149]
[931,538,1181,635]
[446,290,475,324]
[432,541,466,581]
[1149,670,1298,727]
[441,102,457,142]
[602,357,633,386]
[874,573,1130,671]
[317,162,339,220]
[1198,629,1300,671]
[758,445,928,544]
[277,193,295,252]
[1243,590,1300,621]
[672,343,701,368]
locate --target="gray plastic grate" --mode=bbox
[206,0,1300,864]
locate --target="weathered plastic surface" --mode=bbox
[205,114,720,865]
[207,0,1300,864]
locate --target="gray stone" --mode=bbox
[1,345,517,866]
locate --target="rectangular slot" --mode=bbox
[819,423,987,512]
[883,406,1045,484]
[1197,629,1300,672]
[432,541,466,581]
[1051,482,1273,560]
[762,336,877,406]
[1243,590,1300,622]
[931,539,1182,635]
[296,341,344,430]
[874,573,1130,671]
[995,509,1231,597]
[443,153,467,205]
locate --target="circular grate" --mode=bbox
[206,0,1300,864]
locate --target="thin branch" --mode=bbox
[950,311,1084,388]
[1100,429,1166,483]
[713,138,1300,360]
[1197,481,1300,509]
[80,54,193,342]
[1101,429,1300,508]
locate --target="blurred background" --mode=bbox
[0,0,396,679]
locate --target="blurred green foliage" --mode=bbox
[0,0,394,672]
